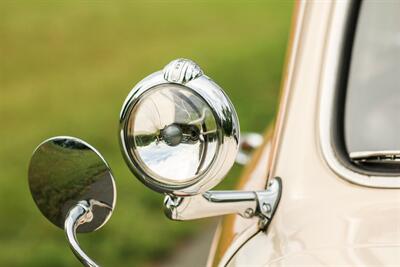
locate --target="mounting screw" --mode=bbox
[262,203,272,213]
[244,208,254,218]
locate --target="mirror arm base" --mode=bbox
[164,177,282,230]
[64,200,105,267]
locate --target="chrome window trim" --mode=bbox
[318,0,400,188]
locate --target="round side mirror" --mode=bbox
[28,136,116,232]
[28,136,116,266]
[119,59,240,196]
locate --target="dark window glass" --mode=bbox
[344,1,400,170]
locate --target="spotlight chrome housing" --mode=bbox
[119,59,240,196]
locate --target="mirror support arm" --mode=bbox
[65,200,111,267]
[164,177,282,230]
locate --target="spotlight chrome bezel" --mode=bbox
[119,59,240,196]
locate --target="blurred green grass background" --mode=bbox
[0,1,292,266]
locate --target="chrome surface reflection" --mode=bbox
[28,136,116,233]
[128,84,218,184]
[120,58,240,195]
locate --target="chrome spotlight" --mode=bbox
[119,59,281,228]
[119,59,239,196]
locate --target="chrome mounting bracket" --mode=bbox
[164,177,282,230]
[65,200,113,267]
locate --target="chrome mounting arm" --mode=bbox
[64,200,112,267]
[164,177,282,229]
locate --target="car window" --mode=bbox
[344,0,400,170]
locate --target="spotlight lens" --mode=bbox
[126,84,218,184]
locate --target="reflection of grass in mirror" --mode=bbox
[0,2,292,266]
[29,141,109,228]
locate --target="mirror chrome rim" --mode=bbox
[119,59,240,196]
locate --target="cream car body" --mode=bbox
[210,1,400,266]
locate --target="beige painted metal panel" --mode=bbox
[223,1,400,266]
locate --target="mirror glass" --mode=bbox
[28,136,116,233]
[126,84,218,184]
